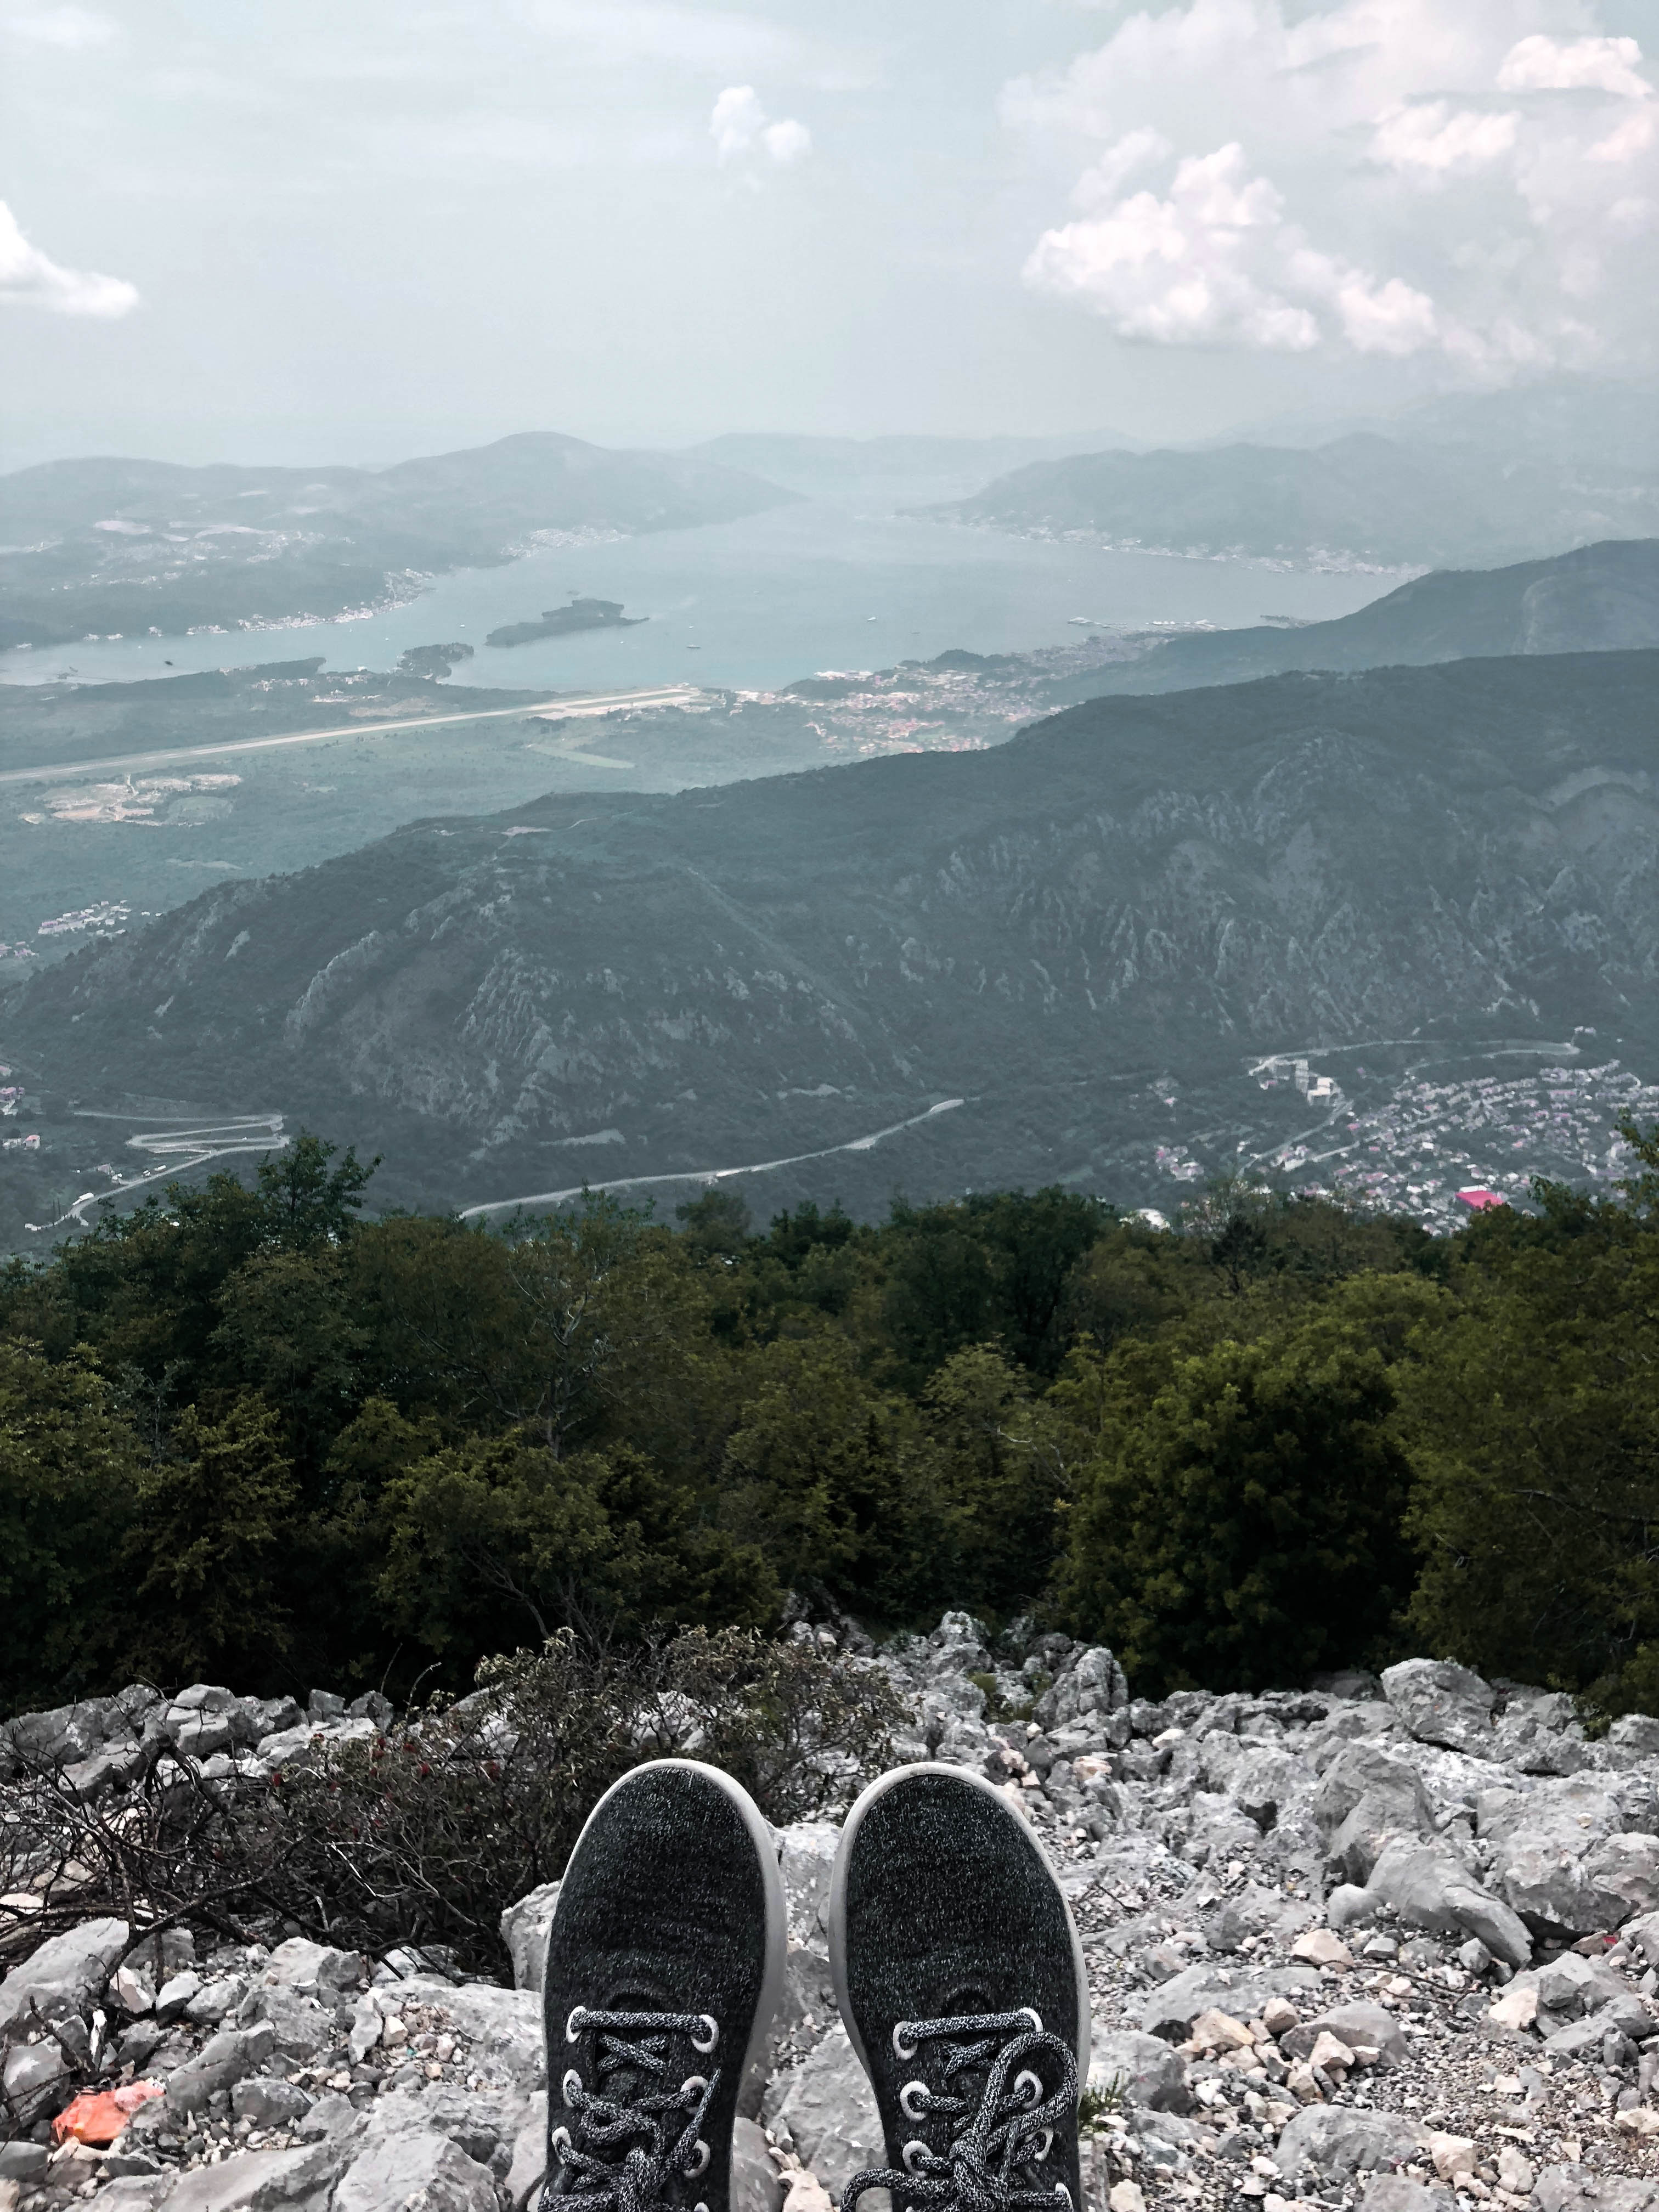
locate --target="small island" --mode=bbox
[486,596,646,649]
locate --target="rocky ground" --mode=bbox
[4,1621,1659,2212]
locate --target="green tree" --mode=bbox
[0,1341,142,1709]
[1400,1220,1659,1704]
[126,1391,300,1686]
[1059,1311,1418,1692]
[921,1345,1059,1619]
[719,1336,944,1622]
[379,1432,775,1666]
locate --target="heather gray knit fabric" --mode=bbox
[543,1760,785,2212]
[830,1765,1087,2212]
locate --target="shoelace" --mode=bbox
[842,2008,1078,2212]
[546,2005,721,2212]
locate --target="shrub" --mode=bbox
[1,1629,907,1984]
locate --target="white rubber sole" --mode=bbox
[827,1760,1092,2086]
[550,1756,789,2096]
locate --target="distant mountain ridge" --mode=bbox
[8,650,1658,1221]
[929,433,1659,572]
[0,432,794,650]
[1050,539,1659,704]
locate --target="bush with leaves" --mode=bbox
[0,1629,906,1985]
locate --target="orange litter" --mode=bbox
[51,2081,165,2147]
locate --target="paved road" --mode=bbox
[0,684,703,790]
[459,1099,967,1220]
[27,1115,289,1233]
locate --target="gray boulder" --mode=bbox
[1282,2001,1410,2068]
[1365,1838,1533,1966]
[732,2117,786,2212]
[1609,1716,1659,1757]
[232,2079,314,2129]
[1485,1781,1649,1935]
[165,2023,278,2112]
[154,2139,343,2212]
[761,2022,884,2203]
[1313,1745,1436,1882]
[1534,2171,1659,2212]
[1139,1961,1320,2041]
[1274,2104,1426,2182]
[1494,1692,1588,1776]
[500,1882,560,1994]
[1036,1646,1130,1739]
[0,1914,128,2032]
[1361,2179,1456,2212]
[332,2100,498,2212]
[1088,2028,1191,2112]
[1381,1660,1497,1758]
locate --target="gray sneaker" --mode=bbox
[543,1759,786,2212]
[828,1763,1090,2212]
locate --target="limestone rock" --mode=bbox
[732,2116,786,2212]
[1313,1746,1436,1883]
[154,2140,343,2212]
[499,1882,560,1995]
[1360,2178,1456,2212]
[1274,2105,1426,2182]
[1090,2028,1192,2111]
[0,1915,128,2033]
[761,2023,884,2204]
[1380,1660,1497,1759]
[1364,1838,1533,1966]
[332,2102,496,2212]
[1141,1961,1321,2042]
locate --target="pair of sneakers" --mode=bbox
[541,1759,1089,2212]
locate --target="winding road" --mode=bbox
[459,1098,967,1220]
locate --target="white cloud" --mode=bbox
[0,200,138,317]
[3,4,115,49]
[710,83,811,167]
[1008,0,1659,376]
[1497,34,1651,97]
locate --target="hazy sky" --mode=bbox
[4,0,1658,468]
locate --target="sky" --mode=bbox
[3,0,1658,468]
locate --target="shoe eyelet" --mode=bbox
[901,2142,930,2176]
[691,2014,719,2054]
[561,2069,582,2106]
[550,2127,572,2164]
[565,2007,586,2044]
[681,2074,709,2100]
[1053,2186,1073,2208]
[899,2080,929,2121]
[1035,2131,1053,2163]
[694,2204,709,2212]
[1020,2007,1043,2034]
[891,2021,918,2061]
[685,2140,710,2179]
[1013,2069,1042,2109]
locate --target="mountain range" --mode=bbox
[7,648,1657,1227]
[1045,538,1659,702]
[930,435,1659,572]
[0,433,794,650]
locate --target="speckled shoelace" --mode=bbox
[546,2005,721,2212]
[842,2009,1078,2212]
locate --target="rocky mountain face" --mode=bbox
[6,1622,1659,2212]
[0,436,794,650]
[1050,542,1659,705]
[929,436,1659,573]
[6,651,1658,1220]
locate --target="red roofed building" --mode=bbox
[1456,1187,1506,1211]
